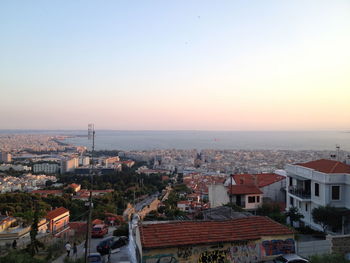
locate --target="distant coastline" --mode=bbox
[1,130,349,151]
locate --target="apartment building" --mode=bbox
[286,159,350,231]
[33,162,59,174]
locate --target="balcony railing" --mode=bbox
[288,186,311,199]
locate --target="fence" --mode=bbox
[296,239,331,258]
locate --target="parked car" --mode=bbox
[88,252,103,263]
[91,224,108,238]
[96,236,128,255]
[272,254,309,263]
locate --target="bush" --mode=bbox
[113,223,129,237]
[309,254,350,263]
[296,226,325,237]
[0,250,46,263]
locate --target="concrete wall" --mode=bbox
[262,179,286,203]
[141,234,295,263]
[208,184,229,208]
[245,194,262,210]
[296,239,331,258]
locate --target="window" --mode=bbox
[332,186,340,200]
[256,196,260,203]
[305,203,308,212]
[298,201,301,209]
[248,196,256,203]
[290,197,294,206]
[289,177,293,186]
[315,183,319,197]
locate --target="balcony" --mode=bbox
[288,186,311,200]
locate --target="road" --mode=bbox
[134,193,159,212]
[53,227,131,263]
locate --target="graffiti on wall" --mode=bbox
[228,243,260,263]
[198,249,228,263]
[143,254,178,263]
[261,239,295,256]
[177,246,193,260]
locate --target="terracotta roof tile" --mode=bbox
[46,207,69,220]
[233,173,285,188]
[140,216,293,249]
[296,159,350,174]
[228,185,262,195]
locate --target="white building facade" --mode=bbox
[286,159,350,231]
[33,163,60,174]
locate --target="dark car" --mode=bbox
[96,236,128,255]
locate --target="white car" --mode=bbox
[272,254,309,263]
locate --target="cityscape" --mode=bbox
[1,1,350,263]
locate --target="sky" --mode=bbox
[1,0,350,131]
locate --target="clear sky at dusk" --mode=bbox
[1,1,349,130]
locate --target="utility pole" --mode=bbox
[230,174,233,217]
[85,124,95,263]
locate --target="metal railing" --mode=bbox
[288,186,311,199]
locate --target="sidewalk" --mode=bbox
[52,241,85,263]
[53,226,117,263]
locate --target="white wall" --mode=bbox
[208,184,229,208]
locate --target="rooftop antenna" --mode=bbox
[84,124,95,263]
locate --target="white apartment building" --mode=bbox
[60,157,78,174]
[78,156,90,166]
[33,163,60,174]
[286,159,350,232]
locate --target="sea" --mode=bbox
[1,130,349,151]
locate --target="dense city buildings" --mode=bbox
[0,133,350,262]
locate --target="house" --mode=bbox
[68,183,81,192]
[46,207,70,236]
[230,173,286,202]
[177,200,209,213]
[177,200,192,212]
[286,159,350,232]
[209,173,286,209]
[135,216,295,263]
[208,183,262,210]
[0,216,48,245]
[228,185,263,210]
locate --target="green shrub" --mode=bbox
[0,250,46,263]
[309,254,350,263]
[113,223,129,237]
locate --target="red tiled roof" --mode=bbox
[228,185,262,195]
[233,173,285,188]
[296,159,350,174]
[140,216,293,249]
[46,207,69,220]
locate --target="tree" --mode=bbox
[286,207,304,227]
[312,206,342,233]
[27,201,43,256]
[257,203,286,224]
